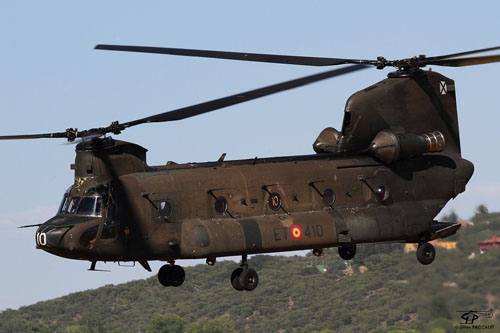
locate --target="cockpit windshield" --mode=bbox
[66,197,81,214]
[58,195,103,216]
[77,196,102,217]
[57,186,106,217]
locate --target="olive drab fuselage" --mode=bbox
[35,70,474,265]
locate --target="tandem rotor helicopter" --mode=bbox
[2,44,500,291]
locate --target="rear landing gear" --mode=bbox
[416,242,435,265]
[230,254,259,291]
[338,244,356,260]
[158,262,185,287]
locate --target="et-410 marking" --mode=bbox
[273,224,324,241]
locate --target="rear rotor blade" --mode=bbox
[95,44,372,67]
[424,45,500,61]
[121,64,368,128]
[423,54,500,67]
[96,44,500,70]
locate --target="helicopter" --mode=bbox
[2,45,499,291]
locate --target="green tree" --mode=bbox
[146,314,185,333]
[25,322,51,333]
[185,318,235,333]
[475,204,489,215]
[430,297,450,319]
[442,211,458,223]
[65,325,91,333]
[424,317,453,333]
[80,314,104,333]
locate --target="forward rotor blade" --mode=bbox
[95,44,370,67]
[122,64,368,128]
[0,132,68,140]
[423,54,500,67]
[18,224,43,228]
[0,65,366,141]
[425,45,500,61]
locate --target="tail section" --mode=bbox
[338,70,461,156]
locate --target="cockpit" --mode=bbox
[38,184,121,255]
[57,187,105,217]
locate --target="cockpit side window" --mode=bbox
[67,197,81,214]
[58,193,69,214]
[96,197,102,216]
[101,220,119,239]
[57,186,73,215]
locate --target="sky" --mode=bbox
[0,1,499,311]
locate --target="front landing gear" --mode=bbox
[158,262,185,287]
[231,254,259,291]
[416,242,435,265]
[338,244,356,260]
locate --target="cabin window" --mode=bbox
[322,189,336,206]
[77,196,102,217]
[375,185,391,202]
[158,201,172,220]
[214,197,228,215]
[149,196,178,224]
[268,192,282,211]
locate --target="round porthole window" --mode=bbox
[268,192,282,211]
[214,197,228,215]
[322,188,336,206]
[158,201,172,220]
[375,185,391,202]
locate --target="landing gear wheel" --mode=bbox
[170,265,185,287]
[230,254,259,291]
[231,268,244,291]
[338,244,356,260]
[158,264,172,287]
[157,264,185,287]
[417,242,435,265]
[238,268,259,291]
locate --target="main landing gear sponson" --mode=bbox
[416,242,436,265]
[231,254,259,291]
[158,262,185,287]
[338,244,356,260]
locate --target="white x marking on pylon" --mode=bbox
[440,81,447,95]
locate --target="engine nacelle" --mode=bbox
[313,127,340,154]
[369,130,445,164]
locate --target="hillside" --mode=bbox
[1,208,499,333]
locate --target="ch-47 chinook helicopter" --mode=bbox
[3,45,500,291]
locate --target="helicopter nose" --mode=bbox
[36,225,70,249]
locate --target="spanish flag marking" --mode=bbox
[290,225,303,241]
